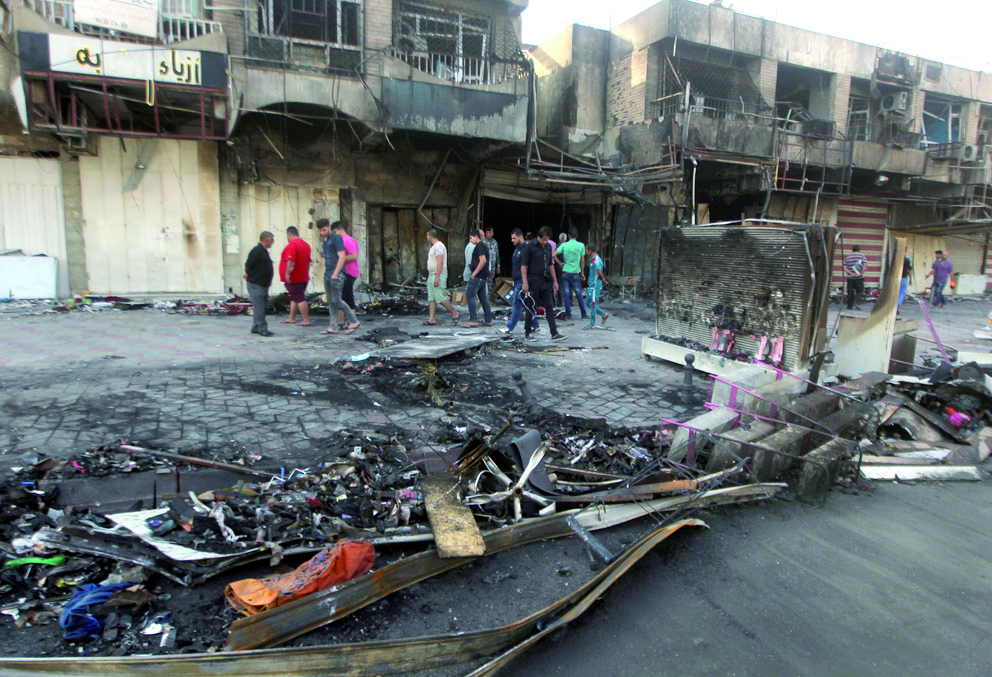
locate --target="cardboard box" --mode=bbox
[496,281,514,305]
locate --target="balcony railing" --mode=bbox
[29,0,221,45]
[388,46,529,86]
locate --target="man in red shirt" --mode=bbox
[278,225,312,326]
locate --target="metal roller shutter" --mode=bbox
[655,226,822,372]
[943,235,986,275]
[833,198,888,288]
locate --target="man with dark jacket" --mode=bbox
[521,226,566,342]
[244,231,275,336]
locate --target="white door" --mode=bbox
[0,158,70,297]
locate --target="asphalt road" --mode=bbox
[516,478,992,677]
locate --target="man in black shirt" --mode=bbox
[244,231,275,336]
[464,228,493,327]
[521,226,566,342]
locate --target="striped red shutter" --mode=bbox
[833,199,888,288]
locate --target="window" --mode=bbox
[395,2,491,83]
[923,97,962,144]
[924,63,942,82]
[847,97,871,141]
[256,0,360,46]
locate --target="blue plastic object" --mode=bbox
[59,582,133,641]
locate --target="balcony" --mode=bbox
[29,0,222,45]
[386,45,529,87]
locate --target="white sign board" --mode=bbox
[49,34,204,86]
[73,0,160,39]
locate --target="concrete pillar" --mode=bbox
[908,86,925,135]
[831,74,852,136]
[758,58,777,107]
[218,160,243,295]
[59,155,88,295]
[963,100,981,146]
[364,0,392,78]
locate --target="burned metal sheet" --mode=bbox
[0,520,703,676]
[369,334,501,360]
[655,225,831,372]
[227,484,782,651]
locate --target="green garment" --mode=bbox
[558,239,585,274]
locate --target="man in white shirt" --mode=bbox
[426,229,460,325]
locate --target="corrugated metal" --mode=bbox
[944,235,986,275]
[832,198,888,288]
[655,226,822,372]
[0,158,69,297]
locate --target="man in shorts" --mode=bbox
[424,229,459,325]
[279,226,312,326]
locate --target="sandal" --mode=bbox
[320,328,339,335]
[280,319,297,324]
[298,322,312,326]
[422,321,438,326]
[463,322,480,328]
[451,314,460,326]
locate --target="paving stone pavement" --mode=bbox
[1,294,986,468]
[0,298,701,467]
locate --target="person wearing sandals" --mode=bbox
[318,219,361,335]
[464,229,493,327]
[279,226,312,326]
[424,228,459,326]
[584,242,609,329]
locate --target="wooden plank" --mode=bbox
[420,474,486,559]
[367,205,383,284]
[860,465,983,481]
[383,209,399,285]
[398,208,418,283]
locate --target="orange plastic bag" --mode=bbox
[225,540,374,616]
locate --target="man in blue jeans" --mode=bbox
[464,229,493,327]
[556,229,587,320]
[501,229,539,334]
[926,249,953,308]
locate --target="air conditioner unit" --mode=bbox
[61,134,92,154]
[960,144,979,163]
[880,91,909,115]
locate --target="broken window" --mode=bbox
[394,2,491,84]
[251,0,361,47]
[978,104,992,147]
[247,0,361,72]
[922,96,962,145]
[847,96,872,142]
[657,54,768,121]
[924,62,942,83]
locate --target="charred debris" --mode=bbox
[0,334,988,671]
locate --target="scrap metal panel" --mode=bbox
[655,226,822,372]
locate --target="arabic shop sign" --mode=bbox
[49,34,203,86]
[73,0,159,39]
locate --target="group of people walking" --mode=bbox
[447,225,610,340]
[242,220,611,339]
[843,244,955,311]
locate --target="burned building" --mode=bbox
[0,0,533,296]
[1,0,991,301]
[530,0,992,297]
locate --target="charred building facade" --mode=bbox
[1,0,990,300]
[0,0,532,296]
[531,0,992,296]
